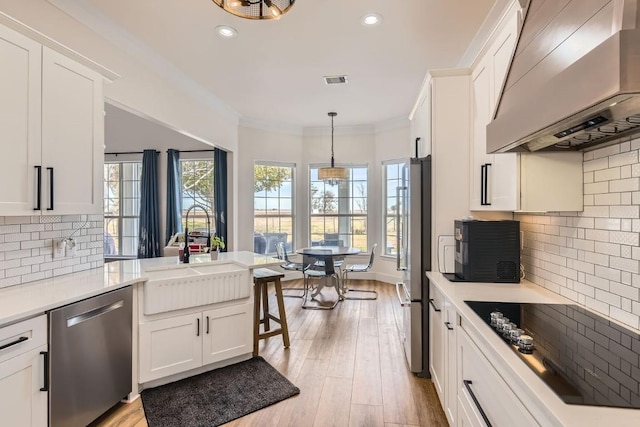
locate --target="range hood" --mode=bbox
[487,0,640,153]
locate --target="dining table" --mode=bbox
[295,246,362,304]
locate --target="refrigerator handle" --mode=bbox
[395,282,411,307]
[396,185,408,271]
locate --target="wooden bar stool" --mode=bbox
[253,268,290,356]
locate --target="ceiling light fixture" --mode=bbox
[361,13,382,26]
[212,0,295,20]
[318,112,348,185]
[215,25,237,38]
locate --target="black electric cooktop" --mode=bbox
[465,301,640,409]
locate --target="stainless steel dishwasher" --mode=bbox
[49,286,132,427]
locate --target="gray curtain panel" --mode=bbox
[214,148,227,251]
[165,149,182,244]
[138,149,161,258]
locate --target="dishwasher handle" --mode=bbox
[66,300,124,328]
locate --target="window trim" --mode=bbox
[382,159,407,258]
[104,160,142,258]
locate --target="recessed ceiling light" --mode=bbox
[216,25,237,38]
[361,13,382,26]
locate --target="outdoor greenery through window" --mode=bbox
[309,166,368,251]
[104,162,142,257]
[253,163,294,255]
[384,161,407,257]
[181,159,215,235]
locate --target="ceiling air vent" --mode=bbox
[324,75,348,85]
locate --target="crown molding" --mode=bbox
[47,0,240,123]
[303,123,375,137]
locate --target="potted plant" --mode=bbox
[210,235,225,260]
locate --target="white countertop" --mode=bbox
[0,251,282,327]
[427,271,640,427]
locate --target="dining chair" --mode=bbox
[342,243,378,300]
[302,250,340,310]
[275,241,308,298]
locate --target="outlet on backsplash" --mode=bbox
[66,238,77,257]
[53,239,66,259]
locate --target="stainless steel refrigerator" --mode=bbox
[395,155,431,376]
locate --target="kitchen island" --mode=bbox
[427,271,640,427]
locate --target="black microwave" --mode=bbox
[454,219,520,283]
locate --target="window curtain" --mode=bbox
[138,149,161,258]
[214,148,228,251]
[165,149,182,244]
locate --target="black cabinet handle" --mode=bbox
[40,351,49,392]
[0,336,28,351]
[428,298,441,312]
[481,163,492,206]
[34,166,42,211]
[46,167,54,211]
[206,316,210,334]
[196,318,200,337]
[464,380,492,427]
[480,164,486,206]
[444,321,454,330]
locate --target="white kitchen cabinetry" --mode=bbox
[139,300,253,383]
[411,69,472,267]
[0,315,47,427]
[457,326,538,427]
[41,47,104,215]
[0,20,106,216]
[470,3,583,212]
[428,282,457,425]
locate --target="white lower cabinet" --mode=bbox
[429,283,456,425]
[457,327,538,427]
[0,315,47,427]
[139,300,253,383]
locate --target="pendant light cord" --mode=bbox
[330,113,335,167]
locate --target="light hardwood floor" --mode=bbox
[91,280,448,427]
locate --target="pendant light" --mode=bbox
[212,0,295,20]
[318,112,348,185]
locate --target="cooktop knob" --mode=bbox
[509,328,524,344]
[490,311,503,326]
[517,334,534,354]
[502,322,517,339]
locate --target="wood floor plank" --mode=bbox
[378,326,421,425]
[312,376,353,427]
[94,280,448,427]
[348,403,385,427]
[351,317,383,406]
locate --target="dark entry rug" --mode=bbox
[141,357,300,427]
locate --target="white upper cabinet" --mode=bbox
[0,24,42,216]
[0,19,107,217]
[470,3,583,212]
[42,47,104,215]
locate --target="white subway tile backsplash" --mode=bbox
[595,167,621,182]
[0,214,104,289]
[610,151,639,167]
[610,178,640,193]
[610,231,640,246]
[595,193,622,206]
[584,157,609,172]
[593,144,621,159]
[517,138,640,330]
[585,181,609,194]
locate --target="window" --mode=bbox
[253,163,294,254]
[181,159,215,234]
[309,166,368,251]
[104,162,142,257]
[383,161,407,257]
